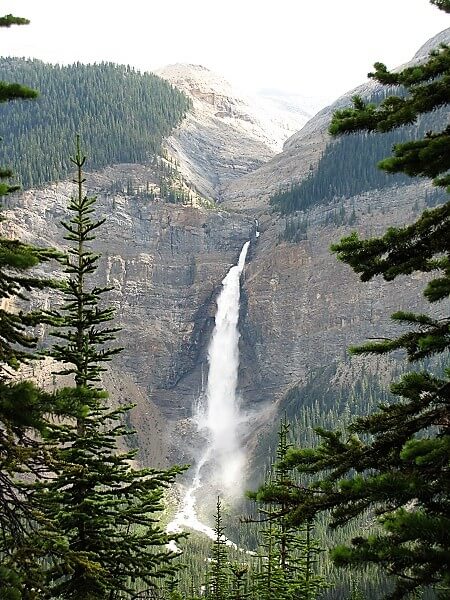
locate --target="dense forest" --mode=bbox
[270,90,447,215]
[0,58,192,187]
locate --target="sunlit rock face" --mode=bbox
[157,63,313,201]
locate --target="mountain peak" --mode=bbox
[156,63,233,100]
[156,63,315,201]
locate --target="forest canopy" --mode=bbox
[0,58,191,188]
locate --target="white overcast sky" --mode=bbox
[0,1,448,100]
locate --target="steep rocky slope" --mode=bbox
[239,184,442,410]
[7,170,440,478]
[157,64,314,201]
[2,164,254,467]
[224,28,450,458]
[223,27,450,212]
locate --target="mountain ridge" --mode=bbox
[1,27,448,491]
[157,63,314,201]
[222,27,450,212]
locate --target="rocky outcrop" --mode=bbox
[157,64,313,201]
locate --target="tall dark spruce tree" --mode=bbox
[34,139,185,599]
[0,12,60,598]
[206,497,230,600]
[258,2,450,599]
[229,563,249,600]
[250,418,326,600]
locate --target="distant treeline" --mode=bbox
[0,58,192,187]
[270,88,447,214]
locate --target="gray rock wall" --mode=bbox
[2,169,254,467]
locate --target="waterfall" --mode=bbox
[167,240,250,541]
[202,240,250,490]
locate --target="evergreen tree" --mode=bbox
[261,3,450,598]
[0,18,37,197]
[251,505,289,600]
[0,12,60,597]
[33,139,185,599]
[206,497,230,600]
[230,563,250,600]
[347,578,367,600]
[250,418,327,600]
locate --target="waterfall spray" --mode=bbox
[203,240,250,490]
[167,240,250,539]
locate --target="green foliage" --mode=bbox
[329,37,450,366]
[0,11,59,574]
[0,239,58,369]
[0,14,29,27]
[269,6,450,597]
[279,216,308,243]
[249,418,328,600]
[329,53,450,138]
[28,140,186,599]
[347,578,367,600]
[431,0,450,11]
[0,58,191,188]
[281,370,449,593]
[0,564,22,599]
[0,81,37,103]
[230,563,250,600]
[206,497,231,600]
[45,145,121,385]
[0,46,37,198]
[270,89,447,215]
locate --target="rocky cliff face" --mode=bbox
[7,171,438,474]
[239,184,441,409]
[222,29,450,467]
[2,164,254,466]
